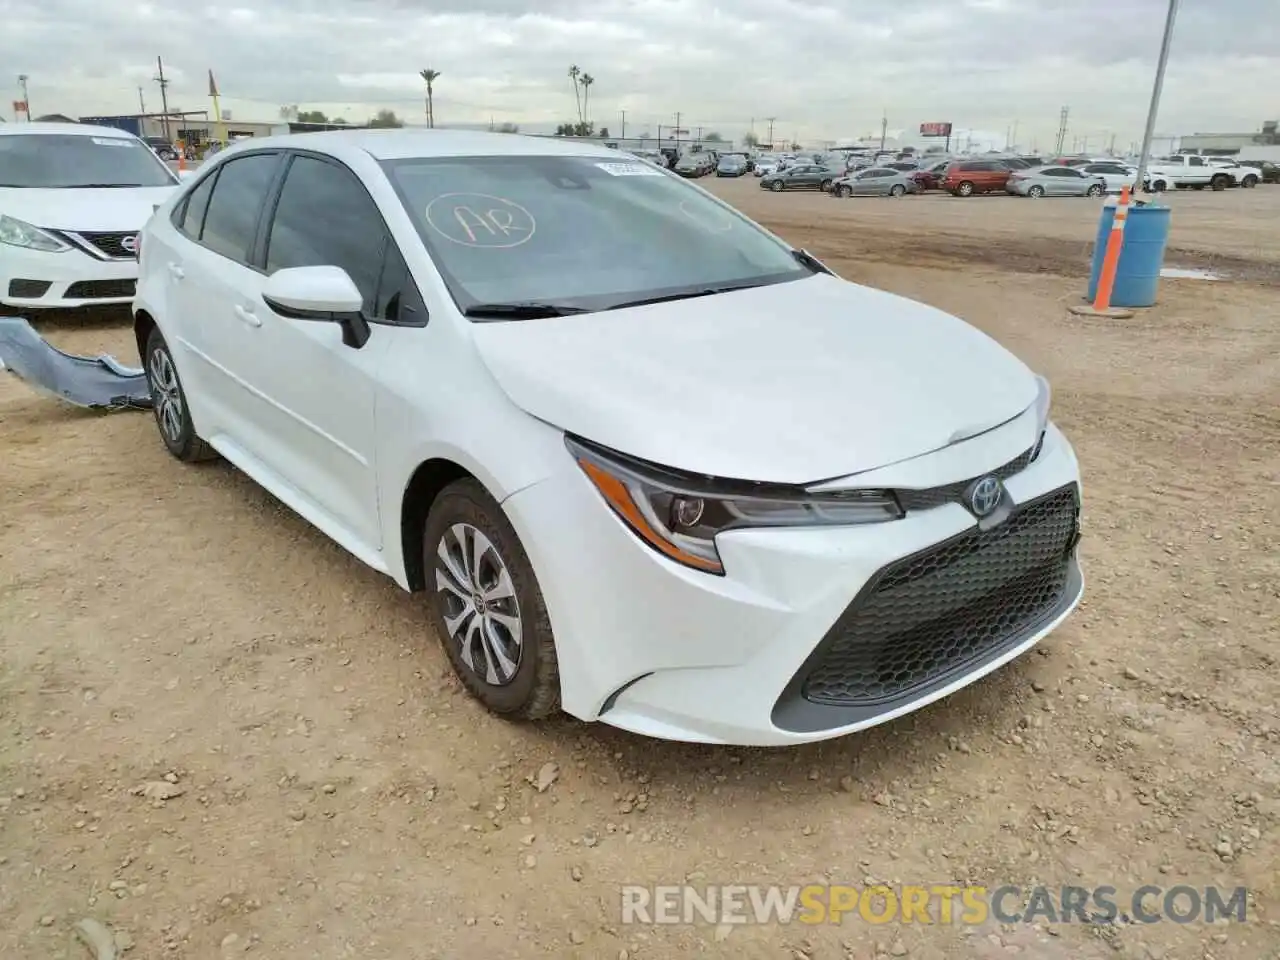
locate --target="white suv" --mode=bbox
[0,122,182,312]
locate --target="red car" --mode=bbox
[943,160,1013,197]
[911,161,951,191]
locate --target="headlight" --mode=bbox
[0,215,68,252]
[567,436,903,575]
[1029,374,1051,461]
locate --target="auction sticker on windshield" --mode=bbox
[91,137,138,147]
[595,162,663,177]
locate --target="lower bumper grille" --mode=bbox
[64,279,136,300]
[7,279,52,299]
[800,485,1080,708]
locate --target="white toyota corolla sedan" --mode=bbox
[133,130,1083,746]
[1,122,182,312]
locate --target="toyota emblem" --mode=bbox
[121,235,139,254]
[967,475,1003,517]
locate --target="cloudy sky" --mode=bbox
[2,0,1275,148]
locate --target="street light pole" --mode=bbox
[17,74,30,120]
[1134,0,1180,197]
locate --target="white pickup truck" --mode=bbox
[1144,155,1241,192]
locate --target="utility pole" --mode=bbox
[674,112,681,153]
[620,109,626,139]
[1081,135,1089,153]
[1054,106,1069,155]
[696,125,703,142]
[879,110,887,151]
[138,86,147,114]
[766,117,776,148]
[1108,132,1117,155]
[1011,120,1019,153]
[17,74,30,120]
[1134,0,1181,197]
[154,56,172,141]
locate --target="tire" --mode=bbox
[144,328,217,462]
[839,185,852,198]
[1152,179,1167,192]
[770,180,784,192]
[889,184,906,197]
[424,479,560,720]
[1028,185,1045,198]
[820,179,833,192]
[956,181,975,197]
[1086,184,1104,197]
[1211,174,1228,191]
[1242,174,1258,188]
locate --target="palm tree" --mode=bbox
[419,69,441,128]
[568,65,582,124]
[579,73,594,127]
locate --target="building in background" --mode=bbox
[1176,120,1278,156]
[78,113,276,146]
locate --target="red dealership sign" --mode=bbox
[919,122,953,137]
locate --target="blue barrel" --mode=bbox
[1086,202,1172,308]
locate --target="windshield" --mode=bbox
[382,154,811,315]
[0,134,177,188]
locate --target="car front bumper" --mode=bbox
[1,244,138,309]
[503,422,1083,745]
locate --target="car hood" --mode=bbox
[471,274,1039,484]
[0,186,179,232]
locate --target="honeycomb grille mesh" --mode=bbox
[802,485,1078,706]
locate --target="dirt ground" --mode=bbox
[2,180,1278,960]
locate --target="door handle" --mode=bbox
[167,262,184,280]
[233,304,262,328]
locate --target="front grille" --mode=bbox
[77,232,137,259]
[64,279,136,300]
[800,485,1079,707]
[895,447,1034,511]
[7,279,52,298]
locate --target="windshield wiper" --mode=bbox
[463,302,591,319]
[605,279,783,311]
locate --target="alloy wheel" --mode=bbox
[148,346,184,446]
[434,522,523,686]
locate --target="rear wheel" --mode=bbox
[144,329,217,462]
[820,179,833,192]
[424,479,560,720]
[1028,185,1045,198]
[956,181,975,197]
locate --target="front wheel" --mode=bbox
[1028,185,1045,198]
[889,184,906,197]
[1086,184,1104,197]
[839,185,853,198]
[770,180,784,192]
[424,479,560,720]
[1151,179,1168,192]
[1210,175,1229,191]
[1242,174,1258,188]
[144,329,217,462]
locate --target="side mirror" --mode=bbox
[261,266,371,349]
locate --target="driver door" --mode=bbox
[230,152,411,551]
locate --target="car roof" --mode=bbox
[0,121,138,139]
[211,129,625,162]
